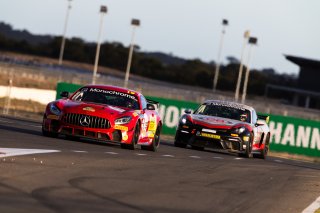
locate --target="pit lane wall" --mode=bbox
[56,82,320,158]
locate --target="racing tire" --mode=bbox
[239,133,253,158]
[141,126,161,152]
[42,127,58,138]
[174,132,187,148]
[42,116,58,138]
[121,122,140,150]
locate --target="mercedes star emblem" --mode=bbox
[80,115,90,127]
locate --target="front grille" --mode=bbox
[62,113,110,129]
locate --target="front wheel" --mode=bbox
[142,126,161,152]
[239,133,253,158]
[174,132,187,148]
[42,116,58,138]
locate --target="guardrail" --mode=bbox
[57,82,320,158]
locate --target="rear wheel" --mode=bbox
[121,122,140,150]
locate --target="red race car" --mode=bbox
[42,85,162,151]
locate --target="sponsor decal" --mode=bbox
[231,133,239,137]
[270,121,320,150]
[47,115,59,120]
[80,116,91,127]
[148,115,157,133]
[122,132,128,141]
[200,132,221,139]
[83,107,95,112]
[208,102,246,111]
[133,112,139,117]
[114,125,128,131]
[148,132,155,138]
[89,88,137,101]
[202,128,217,134]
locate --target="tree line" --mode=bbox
[0,26,297,97]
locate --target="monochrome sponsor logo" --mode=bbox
[89,88,137,101]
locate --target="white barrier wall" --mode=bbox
[0,86,56,105]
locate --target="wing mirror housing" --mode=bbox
[60,91,70,98]
[256,119,265,126]
[146,103,155,110]
[184,109,192,114]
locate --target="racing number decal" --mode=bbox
[147,116,157,138]
[148,114,157,134]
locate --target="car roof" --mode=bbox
[203,100,254,112]
[84,84,141,97]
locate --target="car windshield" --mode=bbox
[194,103,251,123]
[71,87,140,110]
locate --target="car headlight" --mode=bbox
[233,127,246,134]
[115,116,132,125]
[179,115,192,125]
[50,104,61,115]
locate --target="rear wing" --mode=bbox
[147,98,160,110]
[258,114,270,124]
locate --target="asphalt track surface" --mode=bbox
[0,116,319,213]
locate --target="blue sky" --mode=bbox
[0,0,319,75]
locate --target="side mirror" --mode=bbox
[60,91,70,98]
[256,119,265,126]
[146,103,155,110]
[184,109,192,114]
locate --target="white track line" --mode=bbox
[72,150,88,153]
[189,156,201,159]
[234,157,243,160]
[105,152,118,155]
[0,148,60,158]
[213,157,223,159]
[302,196,320,213]
[162,154,174,158]
[274,160,283,163]
[136,153,147,156]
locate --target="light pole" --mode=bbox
[124,19,140,88]
[58,0,72,65]
[234,30,250,102]
[92,5,107,85]
[241,37,258,104]
[213,19,228,92]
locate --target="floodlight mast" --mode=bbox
[124,19,140,88]
[234,30,250,102]
[213,19,228,92]
[92,6,107,85]
[58,0,72,65]
[241,37,258,103]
